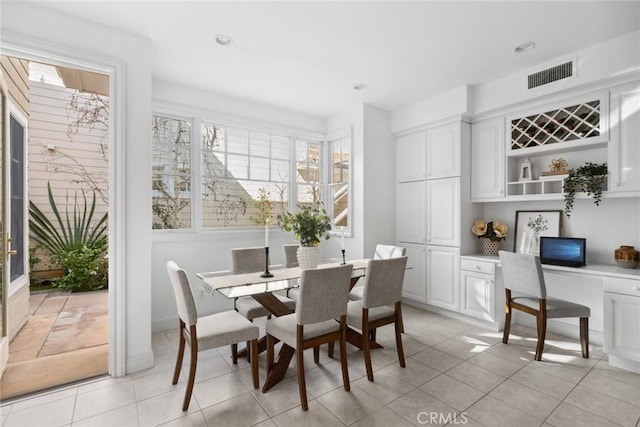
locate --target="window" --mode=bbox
[200,122,290,228]
[295,138,322,207]
[151,115,192,230]
[328,133,351,230]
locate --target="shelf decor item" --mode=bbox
[277,203,331,269]
[563,162,607,217]
[514,210,562,254]
[251,187,275,278]
[472,219,507,256]
[614,245,639,269]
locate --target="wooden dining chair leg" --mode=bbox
[231,343,238,364]
[266,334,275,372]
[339,317,350,391]
[313,346,320,363]
[296,326,309,411]
[183,326,199,411]
[172,321,186,385]
[580,317,589,358]
[328,341,335,358]
[394,303,406,368]
[502,290,512,344]
[535,311,547,361]
[251,339,259,388]
[362,308,374,381]
[246,340,251,362]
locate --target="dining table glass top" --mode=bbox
[197,259,370,299]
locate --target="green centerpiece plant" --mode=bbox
[563,162,607,217]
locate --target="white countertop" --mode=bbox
[462,253,640,280]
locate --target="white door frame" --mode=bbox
[1,35,127,377]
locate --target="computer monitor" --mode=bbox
[539,237,586,267]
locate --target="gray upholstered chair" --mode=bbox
[344,256,408,381]
[265,264,353,411]
[348,244,406,301]
[283,243,301,301]
[232,247,297,360]
[166,261,259,411]
[499,250,590,361]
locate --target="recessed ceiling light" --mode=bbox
[353,83,368,91]
[515,41,536,53]
[215,34,233,46]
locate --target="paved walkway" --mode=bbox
[0,290,108,400]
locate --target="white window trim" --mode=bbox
[326,127,353,237]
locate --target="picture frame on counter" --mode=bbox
[514,210,562,254]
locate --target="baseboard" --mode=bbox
[152,317,179,333]
[126,349,154,375]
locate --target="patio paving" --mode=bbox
[0,290,108,400]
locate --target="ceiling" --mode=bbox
[26,1,640,118]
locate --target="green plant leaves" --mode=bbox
[277,203,331,247]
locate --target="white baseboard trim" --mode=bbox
[153,318,179,333]
[126,350,154,375]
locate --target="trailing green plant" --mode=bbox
[54,245,108,292]
[563,162,607,217]
[277,203,331,247]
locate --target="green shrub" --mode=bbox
[55,245,108,292]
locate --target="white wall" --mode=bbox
[2,2,153,374]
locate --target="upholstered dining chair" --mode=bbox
[344,256,408,382]
[348,244,406,301]
[265,264,353,411]
[166,261,259,411]
[232,247,297,360]
[499,250,590,361]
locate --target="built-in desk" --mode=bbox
[460,254,640,373]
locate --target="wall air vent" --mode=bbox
[528,61,573,89]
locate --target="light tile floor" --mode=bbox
[1,305,639,427]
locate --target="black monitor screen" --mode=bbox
[539,237,586,267]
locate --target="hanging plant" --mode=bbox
[563,162,607,217]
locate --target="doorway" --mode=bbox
[0,57,110,399]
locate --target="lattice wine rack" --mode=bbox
[511,100,600,150]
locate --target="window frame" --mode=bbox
[326,128,352,237]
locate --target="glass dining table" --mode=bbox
[196,259,381,392]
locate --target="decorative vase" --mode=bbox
[297,246,321,269]
[614,245,639,269]
[482,238,500,256]
[528,232,541,256]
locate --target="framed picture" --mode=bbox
[514,210,562,253]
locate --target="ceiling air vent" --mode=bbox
[528,61,573,89]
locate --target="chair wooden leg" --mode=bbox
[231,343,238,365]
[339,316,350,391]
[362,308,374,382]
[395,303,406,368]
[172,322,186,385]
[183,326,198,411]
[328,341,335,358]
[313,346,320,363]
[246,340,251,362]
[266,334,274,372]
[296,326,308,411]
[580,317,589,359]
[251,339,259,388]
[535,314,547,361]
[503,290,512,344]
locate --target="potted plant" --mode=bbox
[471,219,507,256]
[563,162,607,217]
[277,203,331,269]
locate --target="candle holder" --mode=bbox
[341,249,346,265]
[260,246,274,278]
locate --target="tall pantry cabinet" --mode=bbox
[396,120,481,308]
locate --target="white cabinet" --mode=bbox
[426,245,460,311]
[426,123,460,179]
[460,259,496,322]
[396,181,427,244]
[608,82,640,194]
[402,243,427,303]
[471,117,505,200]
[427,177,460,246]
[396,130,427,183]
[604,277,640,373]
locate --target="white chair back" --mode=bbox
[167,261,198,326]
[498,250,546,299]
[296,264,353,325]
[231,247,266,274]
[283,244,299,268]
[362,256,408,308]
[374,244,406,260]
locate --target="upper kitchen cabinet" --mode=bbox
[396,130,427,183]
[426,122,461,179]
[471,117,505,201]
[608,82,640,194]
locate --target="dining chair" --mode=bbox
[348,244,406,301]
[265,264,353,411]
[232,247,297,360]
[166,261,259,411]
[499,250,590,361]
[344,256,408,381]
[283,243,301,301]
